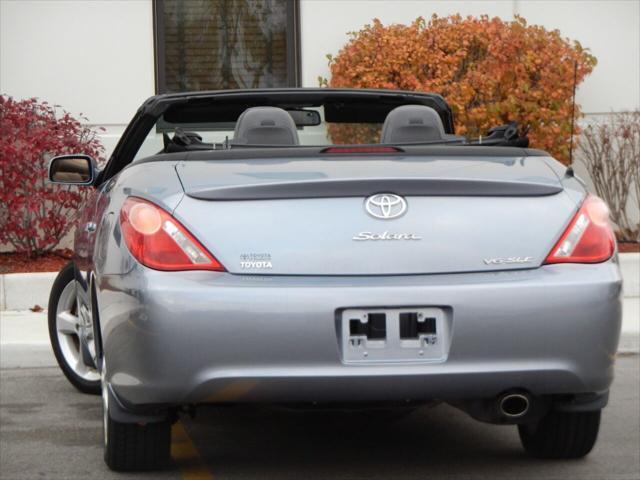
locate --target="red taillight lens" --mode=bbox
[120,197,225,271]
[544,195,616,264]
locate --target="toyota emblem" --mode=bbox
[364,193,407,219]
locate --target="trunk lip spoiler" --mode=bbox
[184,177,563,201]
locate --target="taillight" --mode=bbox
[119,197,225,271]
[544,195,616,264]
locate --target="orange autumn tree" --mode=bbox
[323,15,596,163]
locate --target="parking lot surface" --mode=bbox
[1,347,639,480]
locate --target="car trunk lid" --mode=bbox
[174,155,576,275]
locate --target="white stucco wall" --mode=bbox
[0,0,155,156]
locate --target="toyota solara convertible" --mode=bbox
[47,89,622,471]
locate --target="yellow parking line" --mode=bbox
[171,421,214,480]
[204,380,257,402]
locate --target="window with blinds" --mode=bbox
[154,0,299,92]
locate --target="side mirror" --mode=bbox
[48,154,98,185]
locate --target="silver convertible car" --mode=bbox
[47,89,622,471]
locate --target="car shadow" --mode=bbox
[181,403,534,479]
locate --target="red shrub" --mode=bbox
[0,96,104,257]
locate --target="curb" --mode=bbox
[619,332,639,354]
[0,275,4,311]
[0,272,57,311]
[619,252,639,298]
[0,253,638,311]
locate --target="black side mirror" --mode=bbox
[48,154,98,185]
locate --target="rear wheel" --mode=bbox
[102,365,171,471]
[518,409,601,459]
[48,262,100,394]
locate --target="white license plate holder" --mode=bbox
[340,307,449,364]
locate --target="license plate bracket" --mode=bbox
[340,307,448,364]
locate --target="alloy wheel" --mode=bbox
[55,281,100,382]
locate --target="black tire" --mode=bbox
[48,262,101,394]
[104,406,171,471]
[518,409,601,459]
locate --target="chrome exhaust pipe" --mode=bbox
[498,392,530,418]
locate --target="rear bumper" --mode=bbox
[98,261,622,408]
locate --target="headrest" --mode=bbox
[232,107,299,145]
[380,105,446,144]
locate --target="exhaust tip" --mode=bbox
[499,393,530,418]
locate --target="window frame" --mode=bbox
[152,0,300,94]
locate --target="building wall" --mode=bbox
[0,0,155,156]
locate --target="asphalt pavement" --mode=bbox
[0,343,639,480]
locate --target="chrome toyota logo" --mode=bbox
[365,193,407,219]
